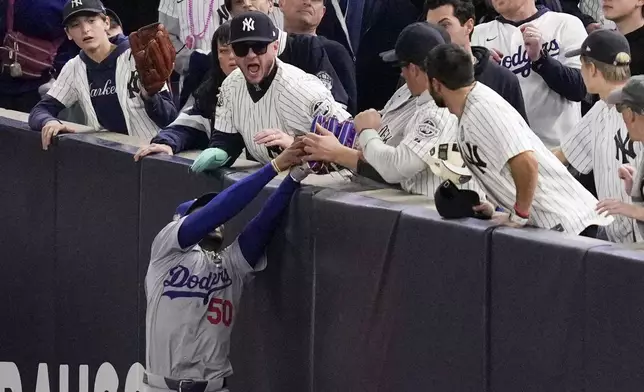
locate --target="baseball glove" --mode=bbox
[307,115,356,174]
[129,23,176,95]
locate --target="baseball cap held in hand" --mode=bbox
[565,29,631,66]
[434,180,485,219]
[62,0,107,26]
[229,11,279,44]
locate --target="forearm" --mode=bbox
[509,152,539,213]
[209,131,245,166]
[143,90,178,128]
[360,130,426,184]
[532,55,587,102]
[238,175,300,267]
[177,163,278,248]
[29,96,65,130]
[331,145,361,170]
[151,124,209,153]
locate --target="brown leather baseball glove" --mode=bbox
[129,23,176,96]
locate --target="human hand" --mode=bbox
[42,120,74,150]
[519,24,544,62]
[586,22,601,33]
[134,143,173,161]
[473,200,496,218]
[490,48,504,63]
[618,164,636,194]
[596,198,644,220]
[491,211,526,228]
[273,138,306,171]
[254,128,295,149]
[354,109,382,135]
[301,123,343,163]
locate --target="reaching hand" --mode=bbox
[520,24,544,62]
[134,143,173,161]
[273,138,306,171]
[254,128,295,150]
[618,164,636,194]
[490,48,504,64]
[473,200,496,218]
[354,109,382,134]
[42,120,74,150]
[301,123,343,163]
[596,198,644,221]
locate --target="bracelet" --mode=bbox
[270,159,282,173]
[513,203,529,219]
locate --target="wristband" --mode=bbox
[270,159,282,173]
[513,203,529,219]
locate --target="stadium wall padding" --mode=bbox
[1,117,644,391]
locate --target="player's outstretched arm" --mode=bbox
[237,162,310,268]
[177,142,305,249]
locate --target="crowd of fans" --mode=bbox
[2,0,644,242]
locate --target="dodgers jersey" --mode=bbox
[47,49,164,140]
[472,10,587,148]
[561,100,643,243]
[458,82,612,234]
[145,217,266,380]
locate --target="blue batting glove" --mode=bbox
[190,148,230,173]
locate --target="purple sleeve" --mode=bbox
[144,90,179,128]
[177,163,277,248]
[28,95,66,131]
[237,175,300,268]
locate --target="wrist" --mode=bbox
[513,203,530,218]
[271,158,284,173]
[335,146,360,170]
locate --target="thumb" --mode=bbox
[315,123,334,136]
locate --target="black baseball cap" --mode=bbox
[565,29,631,66]
[62,0,107,25]
[434,180,484,220]
[105,8,122,27]
[606,75,644,114]
[229,11,279,44]
[380,22,449,66]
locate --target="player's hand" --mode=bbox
[596,198,644,221]
[274,138,305,171]
[473,200,496,218]
[134,143,173,162]
[490,48,504,64]
[42,120,74,151]
[519,24,544,62]
[586,22,601,33]
[254,128,295,149]
[301,123,343,162]
[618,164,636,194]
[354,109,382,134]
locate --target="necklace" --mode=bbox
[186,0,217,49]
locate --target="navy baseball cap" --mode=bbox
[565,29,631,66]
[380,22,450,67]
[174,192,219,219]
[62,0,107,25]
[229,11,279,44]
[434,180,482,220]
[105,8,122,27]
[606,75,644,114]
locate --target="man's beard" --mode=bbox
[429,84,447,108]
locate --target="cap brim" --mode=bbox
[379,49,398,63]
[63,8,105,25]
[565,48,583,58]
[443,160,472,177]
[229,36,277,44]
[105,8,122,26]
[605,88,626,105]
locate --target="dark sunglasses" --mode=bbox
[231,41,270,57]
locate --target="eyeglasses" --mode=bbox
[231,41,269,57]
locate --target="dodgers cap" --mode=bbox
[380,22,449,67]
[606,75,644,114]
[174,192,220,219]
[229,11,279,44]
[62,0,107,26]
[565,29,631,66]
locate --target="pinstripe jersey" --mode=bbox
[46,52,164,140]
[561,99,643,243]
[170,59,350,163]
[158,0,283,53]
[458,82,612,234]
[472,10,587,148]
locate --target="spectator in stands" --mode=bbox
[28,0,177,150]
[280,0,357,114]
[224,0,284,27]
[424,0,528,122]
[0,0,78,113]
[603,0,644,76]
[136,23,237,160]
[472,0,588,148]
[105,8,124,37]
[561,0,613,33]
[597,75,644,236]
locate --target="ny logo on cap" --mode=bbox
[71,0,83,7]
[242,17,255,31]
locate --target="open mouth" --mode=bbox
[248,64,260,76]
[82,37,94,43]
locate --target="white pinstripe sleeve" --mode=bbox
[400,108,455,164]
[279,77,350,134]
[560,103,597,174]
[158,0,178,18]
[466,102,534,173]
[171,106,212,135]
[47,61,79,108]
[212,82,238,134]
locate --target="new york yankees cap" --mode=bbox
[606,75,644,114]
[380,22,449,67]
[62,0,107,26]
[229,11,279,44]
[105,8,122,27]
[565,29,631,66]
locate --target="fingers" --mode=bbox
[133,144,172,162]
[315,123,334,136]
[472,204,488,212]
[490,48,503,63]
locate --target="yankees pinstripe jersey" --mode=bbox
[44,48,167,140]
[458,82,612,234]
[172,60,350,163]
[561,100,643,243]
[377,84,416,147]
[472,10,587,148]
[145,217,265,381]
[158,0,283,53]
